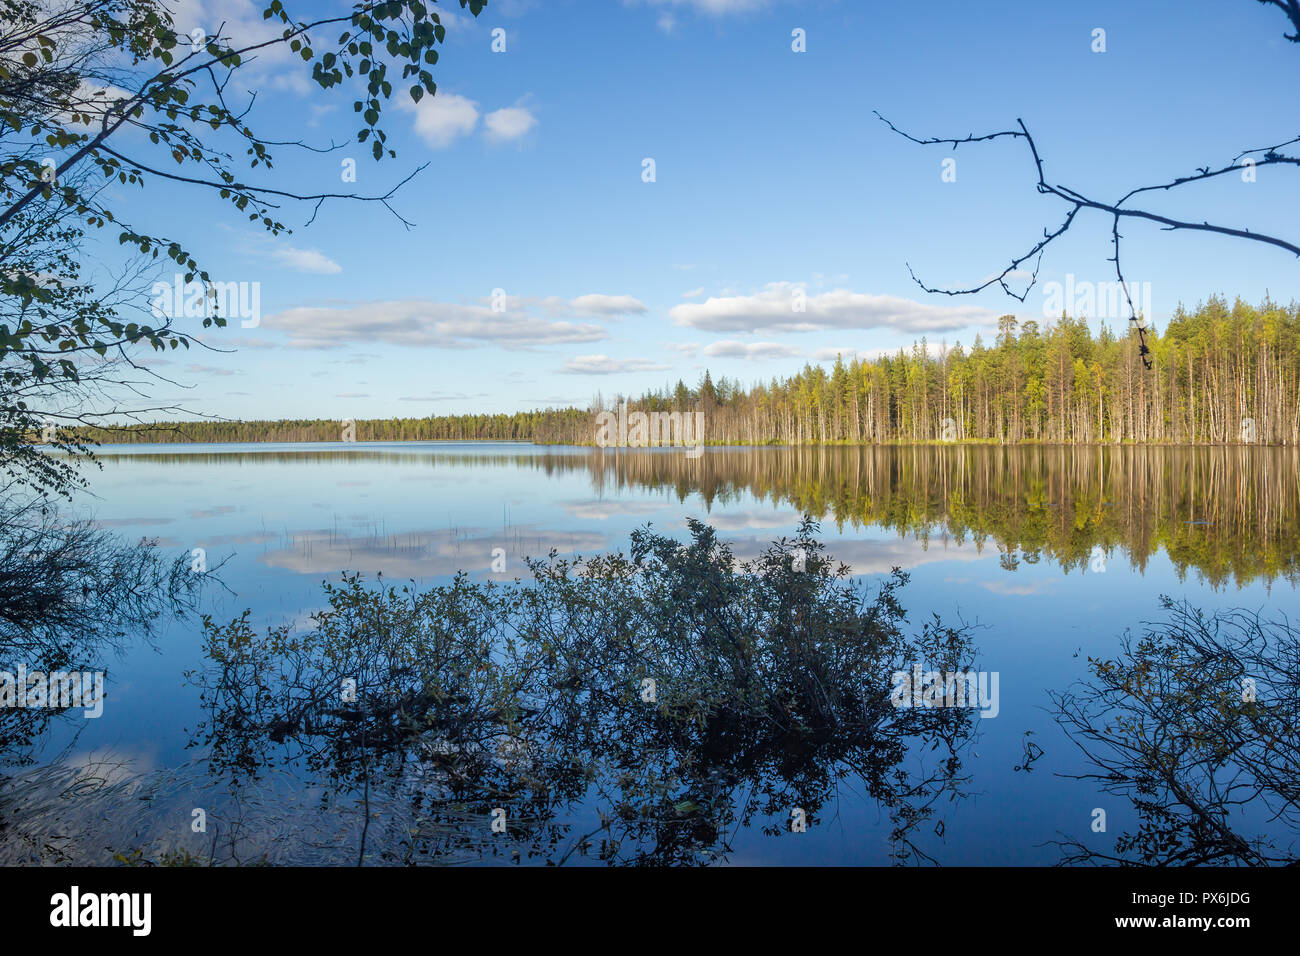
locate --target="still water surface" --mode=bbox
[15,443,1300,864]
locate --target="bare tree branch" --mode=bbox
[875,111,1300,371]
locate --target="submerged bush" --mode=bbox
[186,517,978,865]
[1053,599,1300,865]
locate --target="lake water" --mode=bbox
[8,442,1299,865]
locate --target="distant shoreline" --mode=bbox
[49,437,1297,449]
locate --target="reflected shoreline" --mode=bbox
[88,444,1300,587]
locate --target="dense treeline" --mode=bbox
[72,408,592,445]
[67,297,1300,447]
[611,297,1299,446]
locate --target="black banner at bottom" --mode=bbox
[0,865,1277,942]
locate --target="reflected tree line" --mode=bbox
[0,489,204,771]
[579,445,1300,588]
[96,443,1300,587]
[2,492,1298,864]
[0,485,211,863]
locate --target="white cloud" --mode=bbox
[484,105,538,142]
[395,91,538,149]
[681,287,704,299]
[261,525,608,578]
[669,282,996,335]
[170,0,300,80]
[56,81,132,127]
[486,293,647,317]
[568,294,648,316]
[265,300,608,350]
[307,103,337,127]
[272,247,342,275]
[563,499,664,520]
[701,340,802,360]
[722,534,987,576]
[561,355,672,375]
[398,91,480,148]
[266,70,312,95]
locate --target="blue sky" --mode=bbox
[107,0,1300,421]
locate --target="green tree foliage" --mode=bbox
[1,0,486,497]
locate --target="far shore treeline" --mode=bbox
[67,298,1300,446]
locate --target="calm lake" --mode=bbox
[9,442,1300,865]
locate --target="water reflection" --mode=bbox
[1051,599,1300,866]
[181,520,977,865]
[0,496,205,772]
[6,444,1297,866]
[94,445,1300,587]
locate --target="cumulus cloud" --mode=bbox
[563,499,665,520]
[561,355,672,375]
[265,300,608,350]
[700,340,802,360]
[486,293,647,318]
[261,525,608,579]
[484,104,538,142]
[271,247,342,274]
[669,282,996,335]
[721,534,987,576]
[568,294,648,316]
[398,91,480,148]
[170,0,302,82]
[394,89,538,149]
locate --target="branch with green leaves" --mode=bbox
[0,0,486,497]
